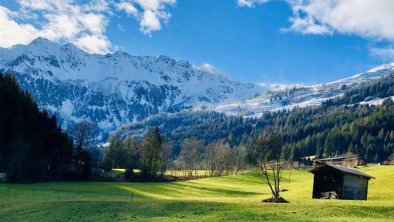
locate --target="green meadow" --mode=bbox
[0,165,393,221]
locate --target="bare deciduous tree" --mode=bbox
[70,120,97,178]
[249,134,292,202]
[203,142,233,177]
[204,142,217,177]
[215,143,233,176]
[71,120,97,150]
[159,141,173,176]
[234,145,247,175]
[178,139,203,177]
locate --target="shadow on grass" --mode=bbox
[1,200,393,222]
[167,182,263,196]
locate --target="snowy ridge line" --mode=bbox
[0,38,265,140]
[208,63,394,118]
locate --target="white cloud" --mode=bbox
[115,0,176,35]
[285,0,394,41]
[0,0,177,53]
[283,14,332,35]
[237,0,269,8]
[0,0,111,54]
[370,46,394,61]
[286,0,394,60]
[116,1,138,17]
[140,9,171,34]
[239,0,394,59]
[73,34,111,55]
[239,0,394,40]
[0,6,40,47]
[85,0,110,12]
[18,0,63,11]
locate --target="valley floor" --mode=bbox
[0,166,393,221]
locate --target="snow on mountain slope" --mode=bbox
[0,38,264,139]
[359,96,394,106]
[2,37,394,141]
[209,63,394,117]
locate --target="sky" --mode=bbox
[0,0,394,84]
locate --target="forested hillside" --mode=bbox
[325,74,394,105]
[278,101,394,162]
[115,111,273,154]
[117,74,394,162]
[0,74,73,181]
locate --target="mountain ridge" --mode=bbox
[0,38,264,140]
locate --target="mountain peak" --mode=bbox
[24,37,64,56]
[112,51,132,58]
[30,37,53,45]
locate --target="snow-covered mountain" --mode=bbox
[1,37,393,141]
[0,38,263,139]
[209,62,394,117]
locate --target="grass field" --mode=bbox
[0,165,393,221]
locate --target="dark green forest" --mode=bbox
[118,74,394,163]
[0,74,76,181]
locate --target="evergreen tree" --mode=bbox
[140,127,163,177]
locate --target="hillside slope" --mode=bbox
[118,74,394,161]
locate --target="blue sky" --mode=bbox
[0,0,393,84]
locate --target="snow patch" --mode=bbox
[60,99,74,116]
[359,96,394,106]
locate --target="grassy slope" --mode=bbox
[0,166,393,221]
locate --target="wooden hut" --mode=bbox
[310,164,374,200]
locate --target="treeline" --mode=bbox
[174,140,248,176]
[103,134,248,178]
[118,74,394,163]
[115,111,275,154]
[0,74,94,182]
[102,127,172,179]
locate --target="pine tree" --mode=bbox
[140,127,163,177]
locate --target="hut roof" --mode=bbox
[310,164,375,179]
[316,155,365,162]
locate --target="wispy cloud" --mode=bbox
[200,63,217,74]
[115,0,176,35]
[370,46,394,61]
[237,0,269,8]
